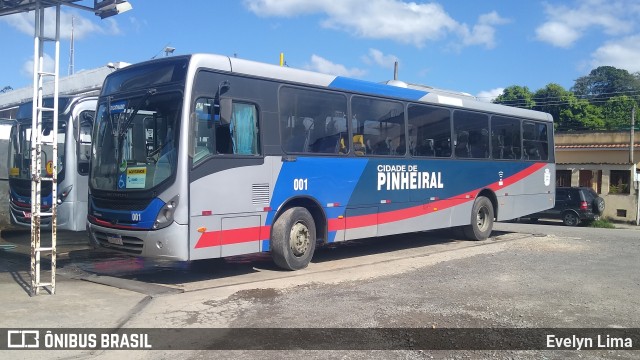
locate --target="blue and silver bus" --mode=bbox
[8,95,96,231]
[87,54,554,270]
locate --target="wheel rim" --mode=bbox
[564,213,577,226]
[476,205,490,232]
[289,221,310,257]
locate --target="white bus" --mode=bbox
[8,95,96,231]
[87,54,554,270]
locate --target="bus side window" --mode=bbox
[193,98,214,163]
[228,102,260,155]
[407,104,451,158]
[77,111,93,175]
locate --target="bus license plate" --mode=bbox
[107,234,123,246]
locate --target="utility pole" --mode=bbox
[633,105,639,226]
[68,16,74,76]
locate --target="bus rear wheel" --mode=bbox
[462,196,494,241]
[271,207,316,271]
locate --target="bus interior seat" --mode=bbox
[353,134,366,156]
[526,144,541,160]
[455,131,470,158]
[415,138,435,156]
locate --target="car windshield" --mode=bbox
[90,91,181,191]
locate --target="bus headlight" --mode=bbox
[57,185,73,204]
[153,195,179,230]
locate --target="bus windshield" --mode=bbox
[9,121,66,181]
[90,90,181,191]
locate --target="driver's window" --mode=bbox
[193,98,215,164]
[77,111,93,175]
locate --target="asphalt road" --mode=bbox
[1,221,639,359]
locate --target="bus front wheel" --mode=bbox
[271,207,316,271]
[462,196,494,241]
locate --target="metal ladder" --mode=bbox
[30,0,60,296]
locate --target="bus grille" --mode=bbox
[93,231,144,255]
[91,197,152,211]
[10,178,52,197]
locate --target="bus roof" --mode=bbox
[115,53,554,123]
[15,94,97,121]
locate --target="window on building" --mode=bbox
[579,170,593,188]
[609,170,630,194]
[556,170,572,187]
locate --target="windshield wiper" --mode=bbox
[106,96,117,136]
[118,88,157,139]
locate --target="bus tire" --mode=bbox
[462,196,494,241]
[271,207,316,271]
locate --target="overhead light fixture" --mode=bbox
[94,0,133,19]
[164,47,175,57]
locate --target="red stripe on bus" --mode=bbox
[195,225,271,249]
[330,162,546,231]
[195,163,548,248]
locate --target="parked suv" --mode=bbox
[526,187,605,226]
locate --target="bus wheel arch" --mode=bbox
[462,189,497,241]
[270,197,327,270]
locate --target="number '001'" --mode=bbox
[293,178,308,191]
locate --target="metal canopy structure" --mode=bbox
[0,0,132,296]
[0,0,80,16]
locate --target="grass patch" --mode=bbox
[587,218,615,228]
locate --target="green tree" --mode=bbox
[572,66,640,100]
[533,83,571,122]
[493,85,535,108]
[601,95,635,130]
[557,97,603,131]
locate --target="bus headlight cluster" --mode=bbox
[153,195,179,230]
[57,185,73,204]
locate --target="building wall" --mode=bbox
[556,164,638,222]
[555,131,640,223]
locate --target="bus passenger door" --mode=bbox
[71,110,94,231]
[189,96,267,260]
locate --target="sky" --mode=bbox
[2,0,640,102]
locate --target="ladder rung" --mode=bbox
[41,36,56,42]
[39,106,55,112]
[38,71,56,77]
[37,247,53,252]
[36,283,53,287]
[40,177,54,182]
[39,212,53,217]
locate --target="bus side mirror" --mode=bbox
[220,98,232,125]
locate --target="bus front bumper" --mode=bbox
[87,221,189,261]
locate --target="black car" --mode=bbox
[525,187,605,226]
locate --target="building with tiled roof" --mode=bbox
[555,131,639,224]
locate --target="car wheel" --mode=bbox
[271,207,316,270]
[562,211,580,226]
